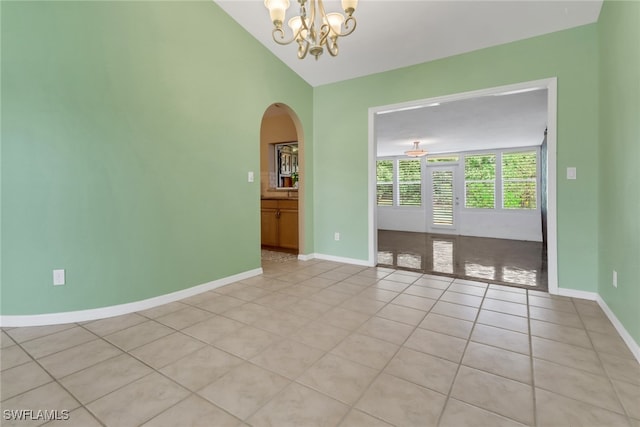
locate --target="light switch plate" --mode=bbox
[53,269,65,286]
[248,171,254,183]
[567,167,577,180]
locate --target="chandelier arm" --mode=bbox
[271,27,297,45]
[331,15,356,37]
[297,39,310,59]
[316,0,326,23]
[307,0,315,35]
[318,23,330,47]
[326,38,339,56]
[299,9,313,45]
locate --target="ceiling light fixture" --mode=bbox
[264,0,358,60]
[405,141,428,157]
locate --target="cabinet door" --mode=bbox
[278,207,299,251]
[260,208,279,247]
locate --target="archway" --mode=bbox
[259,103,306,259]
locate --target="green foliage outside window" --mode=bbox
[465,155,495,208]
[427,156,459,163]
[502,151,537,209]
[376,160,393,206]
[398,159,421,206]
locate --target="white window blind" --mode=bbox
[376,160,393,206]
[431,170,454,225]
[398,159,422,206]
[465,154,496,209]
[502,151,537,209]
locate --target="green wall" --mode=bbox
[597,0,640,344]
[313,24,600,292]
[1,1,313,315]
[2,0,637,349]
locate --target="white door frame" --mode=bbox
[368,78,558,295]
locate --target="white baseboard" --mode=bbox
[297,253,315,261]
[596,296,640,363]
[556,288,598,301]
[0,268,263,328]
[311,253,374,267]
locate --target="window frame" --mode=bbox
[375,156,423,208]
[376,159,394,207]
[460,148,541,212]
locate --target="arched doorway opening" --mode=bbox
[259,103,305,262]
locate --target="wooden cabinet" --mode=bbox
[261,199,298,252]
[260,202,279,247]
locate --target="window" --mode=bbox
[465,154,496,208]
[502,151,537,209]
[376,160,393,206]
[376,158,422,207]
[398,159,422,206]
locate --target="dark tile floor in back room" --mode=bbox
[377,230,548,291]
[1,242,638,426]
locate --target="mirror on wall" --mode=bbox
[274,143,298,188]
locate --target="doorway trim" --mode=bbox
[368,78,558,294]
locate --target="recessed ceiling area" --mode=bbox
[375,88,548,157]
[214,1,602,87]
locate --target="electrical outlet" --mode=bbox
[53,269,65,286]
[334,232,340,241]
[613,270,618,288]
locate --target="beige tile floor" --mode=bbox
[1,259,639,427]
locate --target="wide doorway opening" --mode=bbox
[369,79,557,292]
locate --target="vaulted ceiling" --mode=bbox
[215,1,601,155]
[215,0,602,87]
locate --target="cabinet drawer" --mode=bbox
[278,199,298,210]
[261,200,278,209]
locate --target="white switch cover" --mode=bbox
[567,167,577,180]
[248,171,254,183]
[334,232,340,241]
[53,269,65,286]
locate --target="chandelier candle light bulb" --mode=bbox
[265,0,358,60]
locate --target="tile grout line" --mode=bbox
[7,324,106,426]
[76,317,250,426]
[340,273,453,427]
[571,297,635,423]
[3,260,635,426]
[206,263,395,426]
[434,279,488,427]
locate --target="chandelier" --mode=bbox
[405,141,428,157]
[264,0,358,60]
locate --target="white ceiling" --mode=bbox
[214,0,602,87]
[375,88,548,156]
